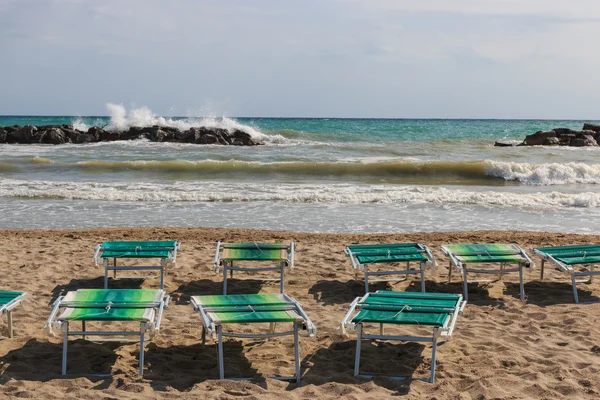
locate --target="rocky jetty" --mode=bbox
[0,124,263,146]
[496,122,600,147]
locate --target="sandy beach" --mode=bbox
[0,227,599,399]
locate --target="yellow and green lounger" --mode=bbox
[0,291,27,338]
[44,289,169,376]
[533,244,600,303]
[93,240,180,289]
[441,244,533,301]
[213,242,294,294]
[191,293,315,382]
[340,291,466,383]
[345,243,436,293]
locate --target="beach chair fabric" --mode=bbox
[344,243,436,293]
[45,289,169,376]
[213,242,294,294]
[191,293,315,382]
[0,291,27,338]
[341,291,465,383]
[533,244,600,303]
[93,240,180,289]
[442,243,532,301]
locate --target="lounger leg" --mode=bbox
[519,264,525,301]
[354,324,362,376]
[280,264,285,294]
[448,261,453,282]
[571,273,580,303]
[430,330,438,384]
[201,326,206,345]
[540,260,545,281]
[104,259,109,289]
[294,324,301,383]
[160,264,165,290]
[420,263,426,292]
[7,311,13,338]
[499,263,504,280]
[462,266,469,302]
[217,325,225,379]
[62,322,69,376]
[590,265,594,283]
[379,323,384,335]
[364,269,369,294]
[139,327,145,376]
[113,258,117,279]
[81,321,86,339]
[223,262,228,295]
[406,261,410,281]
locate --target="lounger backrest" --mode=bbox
[444,244,526,263]
[192,294,302,324]
[100,240,178,259]
[536,244,600,265]
[220,243,290,262]
[347,243,429,264]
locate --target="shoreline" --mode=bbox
[1,227,599,399]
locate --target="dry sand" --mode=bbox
[0,227,599,399]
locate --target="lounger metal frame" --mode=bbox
[0,292,27,338]
[344,244,436,293]
[441,244,533,302]
[533,247,600,303]
[341,291,466,384]
[213,242,294,294]
[93,241,180,290]
[191,293,315,382]
[44,291,170,376]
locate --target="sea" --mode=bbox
[1,106,600,234]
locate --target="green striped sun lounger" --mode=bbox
[93,240,180,289]
[213,242,294,294]
[340,291,466,383]
[44,289,170,376]
[191,293,315,382]
[441,244,533,302]
[0,291,27,338]
[345,243,436,293]
[533,244,600,303]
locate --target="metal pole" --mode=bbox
[104,259,109,289]
[201,326,206,345]
[406,261,409,280]
[571,273,579,303]
[280,264,285,293]
[430,330,438,384]
[113,258,117,279]
[218,325,225,379]
[139,327,145,376]
[540,259,545,280]
[7,311,13,338]
[448,261,453,282]
[354,324,362,376]
[82,321,86,339]
[62,322,68,375]
[519,264,525,301]
[364,269,369,293]
[420,263,426,292]
[294,324,300,383]
[223,262,228,295]
[462,265,469,302]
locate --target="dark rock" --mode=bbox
[571,135,597,147]
[543,137,561,146]
[61,124,74,130]
[523,132,545,145]
[494,141,515,147]
[146,126,173,142]
[175,129,197,143]
[99,129,120,141]
[42,128,68,144]
[198,133,218,144]
[7,125,43,143]
[0,128,6,143]
[121,127,143,140]
[230,129,262,145]
[553,128,578,135]
[68,130,98,144]
[583,123,600,133]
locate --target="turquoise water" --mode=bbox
[1,113,600,233]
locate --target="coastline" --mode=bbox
[1,227,599,399]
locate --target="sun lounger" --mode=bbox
[441,244,533,301]
[340,291,466,383]
[533,244,600,303]
[0,291,27,338]
[92,240,180,289]
[214,242,294,294]
[345,243,436,293]
[45,289,169,376]
[190,293,315,382]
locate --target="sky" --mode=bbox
[1,0,600,118]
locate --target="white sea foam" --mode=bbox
[102,103,287,144]
[484,160,600,185]
[2,178,600,208]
